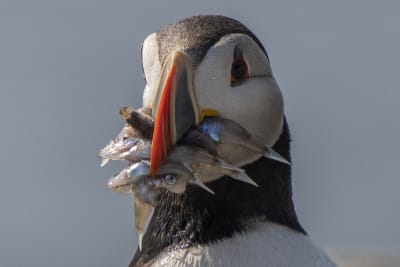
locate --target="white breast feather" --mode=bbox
[148,222,337,267]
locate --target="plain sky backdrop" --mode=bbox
[1,0,399,266]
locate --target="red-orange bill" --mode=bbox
[150,51,200,177]
[150,65,176,176]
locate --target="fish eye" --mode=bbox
[164,174,176,185]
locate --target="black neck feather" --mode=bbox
[129,120,305,267]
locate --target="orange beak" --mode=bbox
[150,51,200,176]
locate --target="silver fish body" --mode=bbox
[120,107,154,139]
[167,146,257,187]
[154,161,237,194]
[107,153,216,197]
[179,128,220,157]
[199,117,290,165]
[121,138,151,162]
[134,196,154,251]
[99,136,151,166]
[200,117,260,150]
[107,161,159,205]
[154,162,194,194]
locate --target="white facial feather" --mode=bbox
[142,33,162,108]
[194,34,283,148]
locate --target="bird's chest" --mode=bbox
[148,223,336,267]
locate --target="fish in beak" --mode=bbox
[134,196,154,251]
[99,107,154,167]
[107,145,257,199]
[98,129,151,167]
[99,137,151,166]
[167,145,258,187]
[155,161,215,195]
[107,161,159,205]
[150,51,203,176]
[120,106,154,139]
[107,162,155,251]
[199,117,290,165]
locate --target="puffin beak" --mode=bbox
[150,51,200,176]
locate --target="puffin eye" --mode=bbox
[164,174,176,185]
[230,46,249,86]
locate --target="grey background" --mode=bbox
[1,0,399,266]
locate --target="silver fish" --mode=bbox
[99,137,151,166]
[100,106,154,167]
[147,145,257,194]
[107,160,212,197]
[119,106,154,139]
[199,117,290,165]
[134,196,154,251]
[107,161,159,206]
[167,145,258,187]
[179,128,221,157]
[107,160,157,251]
[154,162,215,194]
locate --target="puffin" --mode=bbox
[128,15,336,267]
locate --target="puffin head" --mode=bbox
[141,16,284,174]
[131,15,303,267]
